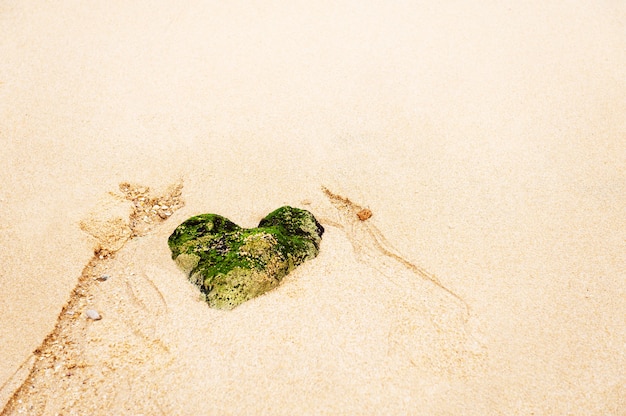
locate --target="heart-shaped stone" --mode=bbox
[168,206,324,310]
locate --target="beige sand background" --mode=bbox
[1,1,625,414]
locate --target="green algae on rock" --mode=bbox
[168,206,324,310]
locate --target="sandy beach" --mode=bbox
[1,1,625,414]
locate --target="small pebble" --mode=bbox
[97,274,110,282]
[85,309,101,320]
[356,208,373,221]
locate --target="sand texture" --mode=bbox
[1,1,626,414]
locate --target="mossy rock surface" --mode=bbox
[168,206,324,310]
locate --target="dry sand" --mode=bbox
[1,1,625,414]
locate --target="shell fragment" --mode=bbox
[85,309,102,320]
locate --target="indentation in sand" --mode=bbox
[1,182,184,415]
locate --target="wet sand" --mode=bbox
[1,2,625,414]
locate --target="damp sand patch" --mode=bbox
[1,184,487,415]
[1,182,184,415]
[314,186,486,375]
